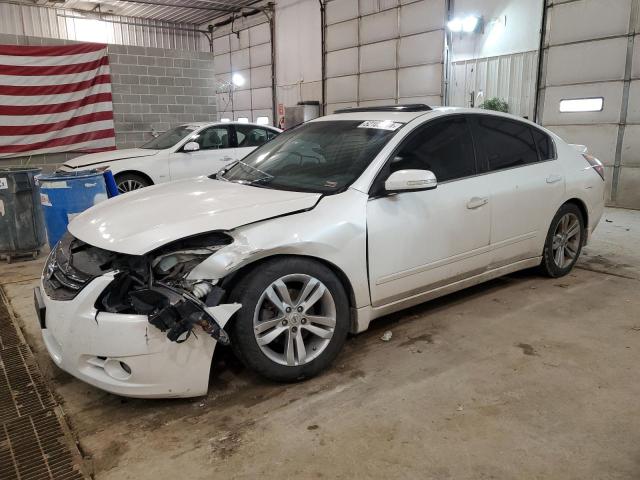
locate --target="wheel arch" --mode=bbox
[114,170,155,186]
[563,198,589,232]
[219,253,358,331]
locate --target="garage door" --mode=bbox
[324,0,446,113]
[537,0,639,208]
[213,21,274,125]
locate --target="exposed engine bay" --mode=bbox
[44,232,235,344]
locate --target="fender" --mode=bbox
[187,189,372,310]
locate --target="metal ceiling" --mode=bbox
[7,0,262,25]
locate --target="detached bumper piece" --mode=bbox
[133,285,230,345]
[100,275,230,346]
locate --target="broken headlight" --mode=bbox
[150,231,233,286]
[98,231,234,344]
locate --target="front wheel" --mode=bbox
[229,258,350,382]
[115,172,151,194]
[540,203,585,277]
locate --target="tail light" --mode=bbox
[583,153,605,181]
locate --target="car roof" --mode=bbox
[316,105,540,127]
[181,121,280,130]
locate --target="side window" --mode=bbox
[475,116,538,171]
[236,126,273,147]
[532,128,556,161]
[192,127,230,150]
[391,117,476,182]
[266,129,278,140]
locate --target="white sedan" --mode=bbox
[58,121,281,193]
[36,105,605,398]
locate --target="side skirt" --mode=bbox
[352,257,542,333]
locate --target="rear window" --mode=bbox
[532,128,556,161]
[475,116,539,171]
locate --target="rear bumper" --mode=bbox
[39,273,217,398]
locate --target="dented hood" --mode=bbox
[68,178,321,255]
[62,148,160,169]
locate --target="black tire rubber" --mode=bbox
[228,257,350,382]
[114,172,151,192]
[540,203,585,278]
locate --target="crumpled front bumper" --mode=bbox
[39,272,219,398]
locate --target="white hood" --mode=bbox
[63,148,160,168]
[68,178,322,255]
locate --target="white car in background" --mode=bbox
[36,105,605,398]
[58,122,281,193]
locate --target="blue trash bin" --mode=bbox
[37,170,109,248]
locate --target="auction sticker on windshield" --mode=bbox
[358,120,403,131]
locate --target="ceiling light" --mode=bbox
[447,15,481,33]
[447,18,463,32]
[462,16,480,33]
[232,73,245,87]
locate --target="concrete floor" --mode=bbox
[1,207,639,479]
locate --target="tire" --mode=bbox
[115,172,151,194]
[540,203,585,278]
[229,257,350,382]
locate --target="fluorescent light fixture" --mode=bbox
[559,97,604,113]
[447,15,480,33]
[220,118,231,123]
[231,73,245,87]
[256,116,269,125]
[237,117,249,123]
[462,15,480,32]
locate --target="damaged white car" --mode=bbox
[34,105,605,398]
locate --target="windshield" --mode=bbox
[141,125,199,150]
[218,120,402,193]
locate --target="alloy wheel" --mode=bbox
[253,273,336,366]
[117,179,145,193]
[552,212,581,269]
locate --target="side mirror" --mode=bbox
[183,141,200,152]
[385,169,437,193]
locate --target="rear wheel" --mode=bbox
[540,203,585,277]
[229,257,350,382]
[115,173,151,194]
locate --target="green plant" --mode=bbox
[480,97,509,113]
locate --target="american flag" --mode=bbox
[0,43,117,158]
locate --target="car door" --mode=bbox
[367,116,492,307]
[470,115,565,267]
[234,125,279,160]
[168,125,236,180]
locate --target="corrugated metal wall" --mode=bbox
[538,0,639,208]
[449,50,538,119]
[323,0,447,113]
[0,2,203,51]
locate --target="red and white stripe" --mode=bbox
[0,43,116,158]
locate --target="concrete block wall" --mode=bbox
[108,44,217,149]
[0,34,216,172]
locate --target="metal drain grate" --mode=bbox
[0,294,87,479]
[1,409,84,480]
[0,344,56,424]
[0,303,20,350]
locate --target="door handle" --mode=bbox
[467,197,489,209]
[546,174,563,184]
